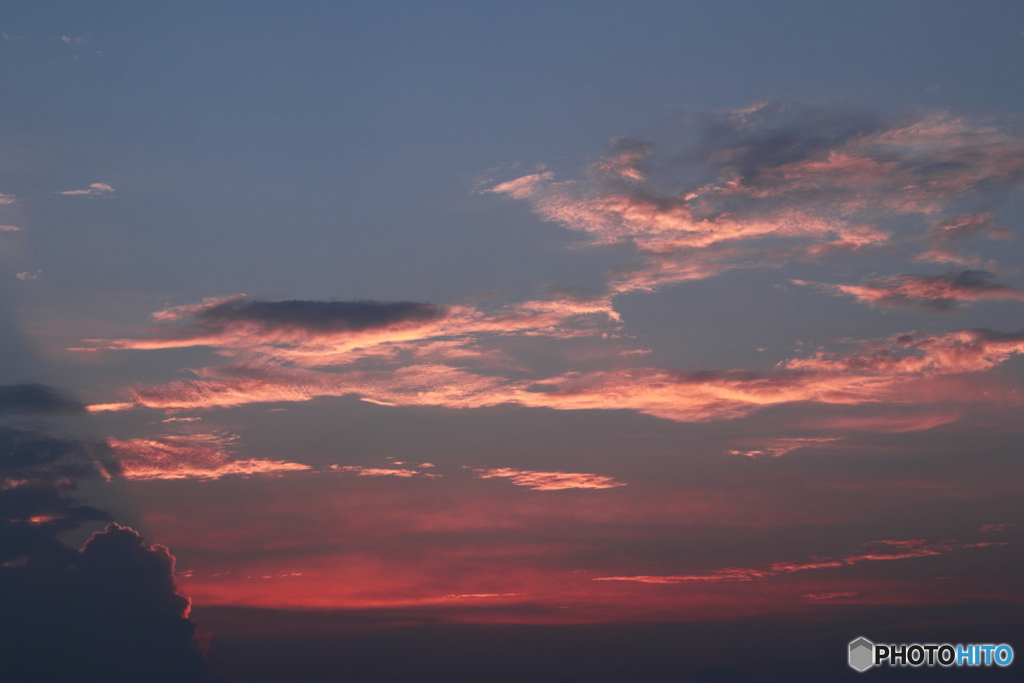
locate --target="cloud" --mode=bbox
[0,383,209,679]
[926,214,1013,243]
[594,539,958,584]
[109,432,311,481]
[0,194,16,205]
[58,182,114,196]
[329,465,434,478]
[0,225,19,231]
[803,592,858,600]
[472,468,625,490]
[980,523,1016,533]
[913,249,982,266]
[492,102,1024,294]
[0,383,85,415]
[16,270,41,281]
[818,270,1024,310]
[0,524,208,682]
[89,328,1024,426]
[84,295,618,368]
[726,437,843,458]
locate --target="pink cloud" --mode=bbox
[109,432,310,480]
[492,105,1024,295]
[913,249,982,266]
[88,328,1024,427]
[803,592,859,600]
[328,465,437,478]
[81,295,619,370]
[472,468,625,491]
[926,214,1013,243]
[594,539,958,584]
[823,271,1024,310]
[726,437,843,458]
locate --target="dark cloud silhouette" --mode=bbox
[0,383,209,682]
[195,298,448,333]
[0,383,85,415]
[0,524,208,683]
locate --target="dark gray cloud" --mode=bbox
[0,383,209,681]
[196,298,448,333]
[0,524,209,683]
[0,383,85,415]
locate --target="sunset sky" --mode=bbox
[2,2,1023,681]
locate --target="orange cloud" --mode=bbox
[82,295,620,370]
[328,465,437,478]
[492,104,1024,295]
[89,328,1024,427]
[472,468,625,490]
[822,271,1024,310]
[109,432,310,480]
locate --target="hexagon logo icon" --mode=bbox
[849,637,874,672]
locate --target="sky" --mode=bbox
[2,2,1024,681]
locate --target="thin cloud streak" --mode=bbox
[472,468,625,490]
[58,182,114,196]
[815,271,1024,310]
[595,539,959,583]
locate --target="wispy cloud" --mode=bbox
[492,103,1024,296]
[58,183,114,196]
[726,437,843,458]
[87,326,1024,426]
[328,464,437,478]
[83,295,618,368]
[472,468,625,490]
[109,432,311,480]
[808,270,1024,310]
[595,539,959,583]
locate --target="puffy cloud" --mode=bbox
[0,383,210,679]
[0,524,209,682]
[594,539,957,583]
[819,270,1024,310]
[472,468,625,490]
